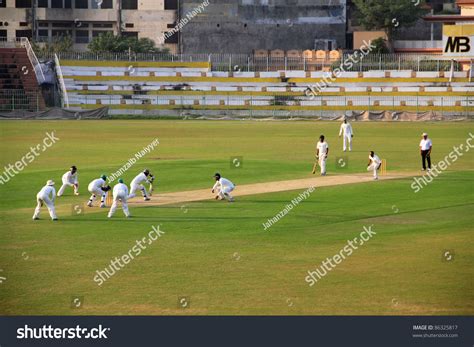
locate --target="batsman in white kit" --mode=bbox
[87,175,111,208]
[57,165,79,196]
[108,178,130,218]
[314,135,329,176]
[33,180,58,220]
[339,119,354,151]
[367,151,382,180]
[212,173,235,202]
[128,169,154,201]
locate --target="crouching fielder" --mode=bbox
[87,175,110,208]
[367,151,382,180]
[33,180,57,220]
[57,165,79,196]
[128,169,153,201]
[108,178,130,218]
[212,173,235,202]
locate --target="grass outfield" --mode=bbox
[0,120,473,315]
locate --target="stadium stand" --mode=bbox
[0,41,47,112]
[60,59,474,118]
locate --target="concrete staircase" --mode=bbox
[0,48,46,111]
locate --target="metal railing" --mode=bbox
[34,50,464,72]
[19,38,47,84]
[0,90,42,112]
[55,53,69,108]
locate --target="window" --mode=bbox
[167,23,175,28]
[92,30,112,37]
[51,0,62,8]
[19,22,28,26]
[164,0,177,10]
[0,0,5,7]
[125,23,134,28]
[15,0,31,8]
[38,29,48,41]
[52,29,72,37]
[121,0,137,10]
[65,0,71,8]
[92,0,112,8]
[0,30,7,37]
[52,22,73,27]
[164,32,178,44]
[93,23,113,28]
[16,29,32,39]
[122,31,138,38]
[75,30,89,43]
[75,0,88,8]
[38,0,48,7]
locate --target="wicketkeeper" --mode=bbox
[87,175,110,208]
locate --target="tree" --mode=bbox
[369,37,389,54]
[352,0,428,49]
[88,32,169,54]
[32,35,73,56]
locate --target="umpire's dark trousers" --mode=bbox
[421,150,431,170]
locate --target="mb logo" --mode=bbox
[444,36,471,53]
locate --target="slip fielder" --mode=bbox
[108,178,130,218]
[33,180,58,220]
[57,165,79,196]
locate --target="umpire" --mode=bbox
[419,132,433,171]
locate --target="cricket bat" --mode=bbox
[312,158,319,174]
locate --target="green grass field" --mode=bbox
[0,120,472,315]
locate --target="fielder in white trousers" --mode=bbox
[339,119,354,152]
[128,170,153,201]
[57,166,79,196]
[316,136,329,176]
[87,176,108,207]
[33,180,57,220]
[212,173,235,202]
[367,151,382,180]
[108,180,130,218]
